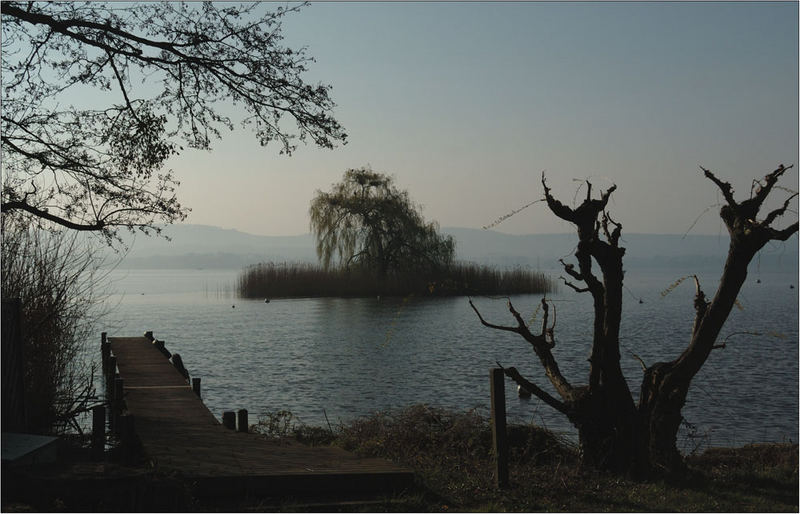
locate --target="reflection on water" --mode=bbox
[100,267,799,450]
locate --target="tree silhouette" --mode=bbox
[1,2,346,242]
[471,165,797,474]
[310,167,455,276]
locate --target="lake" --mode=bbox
[99,265,798,452]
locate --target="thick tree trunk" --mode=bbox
[571,387,640,472]
[637,362,689,473]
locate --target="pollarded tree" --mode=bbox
[471,165,798,474]
[310,167,455,276]
[1,2,346,242]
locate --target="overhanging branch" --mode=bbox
[498,364,571,416]
[2,200,105,231]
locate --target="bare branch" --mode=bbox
[561,277,590,294]
[602,211,622,246]
[469,298,526,337]
[691,275,708,337]
[763,192,798,226]
[559,258,583,281]
[631,354,647,372]
[750,164,794,210]
[540,298,550,344]
[767,222,799,241]
[498,364,570,416]
[700,165,736,206]
[482,198,544,230]
[1,200,105,232]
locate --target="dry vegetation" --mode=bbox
[251,405,798,512]
[237,262,556,298]
[3,405,796,511]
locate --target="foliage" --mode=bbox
[237,261,556,298]
[309,168,455,275]
[1,216,109,434]
[1,1,346,242]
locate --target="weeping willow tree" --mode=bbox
[309,167,455,276]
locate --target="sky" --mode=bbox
[168,2,798,237]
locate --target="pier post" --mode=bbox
[101,332,109,374]
[91,404,105,460]
[106,355,117,398]
[236,409,249,433]
[192,377,201,398]
[120,414,136,464]
[490,368,509,489]
[112,377,124,434]
[222,411,236,430]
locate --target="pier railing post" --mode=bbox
[120,414,136,464]
[112,377,124,434]
[105,354,117,400]
[101,332,109,374]
[222,411,236,430]
[237,409,249,433]
[192,377,201,398]
[91,404,105,460]
[490,368,509,489]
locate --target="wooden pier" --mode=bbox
[105,336,414,501]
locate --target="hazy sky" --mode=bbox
[169,2,798,237]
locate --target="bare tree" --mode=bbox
[471,165,798,473]
[1,2,346,242]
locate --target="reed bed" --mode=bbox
[237,261,556,298]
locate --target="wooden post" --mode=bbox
[192,377,201,398]
[106,355,117,399]
[236,409,248,433]
[101,332,109,374]
[222,411,236,430]
[112,377,124,434]
[120,414,136,464]
[490,368,509,489]
[91,404,105,460]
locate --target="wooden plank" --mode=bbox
[108,336,413,498]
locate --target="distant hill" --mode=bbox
[106,224,798,272]
[106,224,316,269]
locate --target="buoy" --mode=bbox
[232,305,235,308]
[756,279,761,284]
[517,385,532,399]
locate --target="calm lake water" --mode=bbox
[99,266,798,451]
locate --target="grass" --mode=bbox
[250,405,799,512]
[237,261,557,298]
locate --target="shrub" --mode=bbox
[1,217,109,434]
